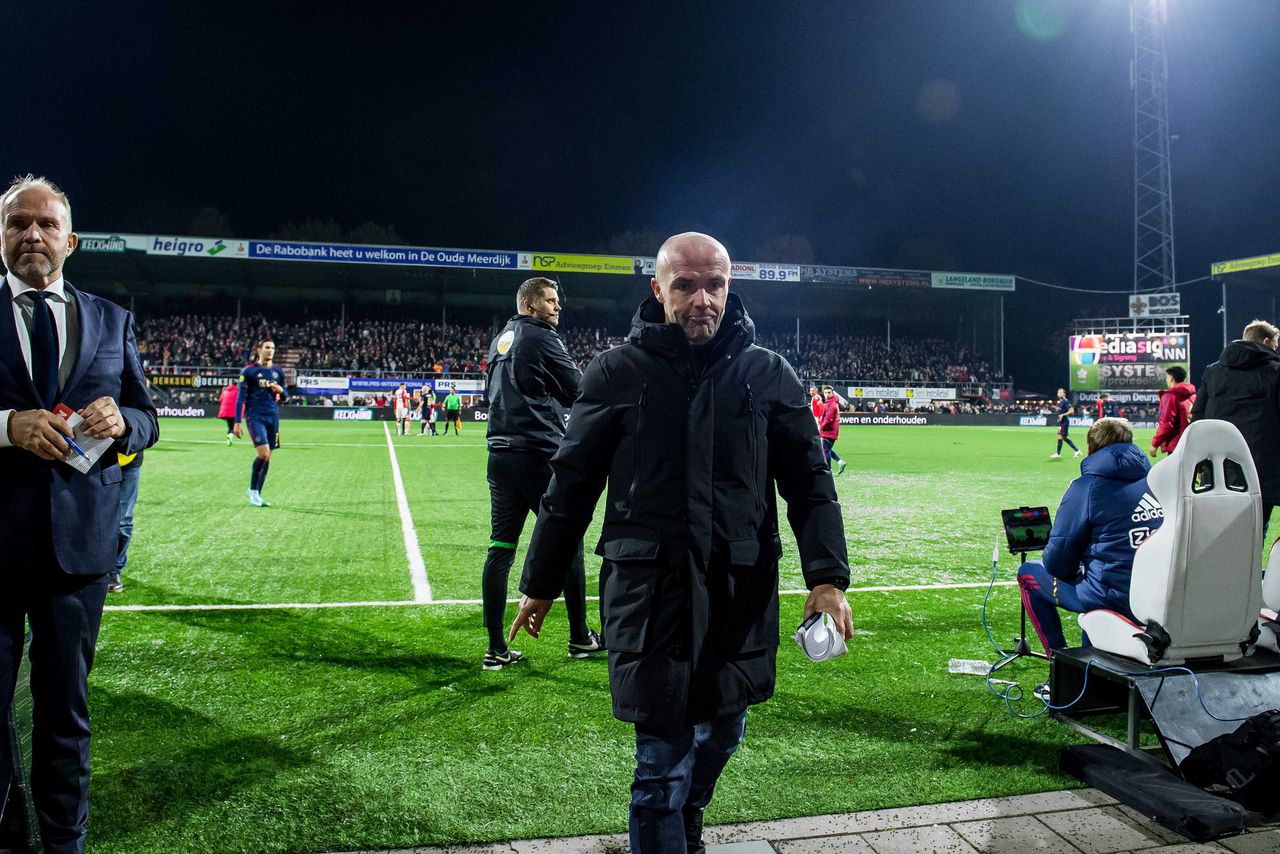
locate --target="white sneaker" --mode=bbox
[1049,453,1061,460]
[1073,450,1083,458]
[836,459,847,476]
[248,488,262,506]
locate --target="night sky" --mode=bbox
[6,0,1279,293]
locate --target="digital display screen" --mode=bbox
[1001,506,1052,554]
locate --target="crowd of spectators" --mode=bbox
[756,332,1002,384]
[137,314,274,368]
[137,314,1004,387]
[289,319,490,374]
[135,315,1178,422]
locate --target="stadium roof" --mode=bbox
[69,231,1018,327]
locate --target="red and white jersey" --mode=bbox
[393,389,412,412]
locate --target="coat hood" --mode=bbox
[628,291,756,358]
[1080,441,1151,483]
[1160,381,1195,402]
[1219,339,1280,371]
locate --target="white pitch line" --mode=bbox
[164,438,488,449]
[102,580,1016,613]
[384,422,433,602]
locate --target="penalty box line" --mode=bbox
[103,580,1016,613]
[384,422,433,602]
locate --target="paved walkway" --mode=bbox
[335,788,1280,853]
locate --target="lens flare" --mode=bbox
[1016,0,1070,40]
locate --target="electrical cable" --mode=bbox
[978,529,1256,724]
[1014,273,1215,295]
[980,535,1012,659]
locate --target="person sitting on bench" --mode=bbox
[1018,418,1164,652]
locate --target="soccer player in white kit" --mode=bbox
[393,383,412,435]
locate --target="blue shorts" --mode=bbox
[248,417,280,449]
[1057,419,1069,436]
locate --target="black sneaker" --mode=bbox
[1033,682,1051,703]
[684,806,706,854]
[106,573,124,594]
[482,648,524,671]
[568,628,605,659]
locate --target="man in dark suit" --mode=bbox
[0,176,158,853]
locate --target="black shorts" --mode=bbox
[446,409,461,420]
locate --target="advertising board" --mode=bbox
[1069,332,1190,392]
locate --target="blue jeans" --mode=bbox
[115,462,142,572]
[630,710,747,853]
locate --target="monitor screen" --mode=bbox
[1001,506,1052,554]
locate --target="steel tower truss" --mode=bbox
[1132,0,1177,295]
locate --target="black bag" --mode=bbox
[1060,745,1245,842]
[1181,709,1280,814]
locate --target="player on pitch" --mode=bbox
[1049,387,1081,460]
[234,339,288,506]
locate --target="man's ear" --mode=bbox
[650,277,664,303]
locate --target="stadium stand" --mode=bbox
[137,314,1003,384]
[136,312,1172,418]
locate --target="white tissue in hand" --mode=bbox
[792,613,848,662]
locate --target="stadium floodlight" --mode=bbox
[1131,0,1177,297]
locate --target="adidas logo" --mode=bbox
[1131,492,1164,523]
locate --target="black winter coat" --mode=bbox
[485,315,581,456]
[1191,339,1280,506]
[521,294,850,732]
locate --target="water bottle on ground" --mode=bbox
[948,658,990,675]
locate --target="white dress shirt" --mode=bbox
[1,272,74,447]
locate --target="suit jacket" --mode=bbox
[0,280,158,573]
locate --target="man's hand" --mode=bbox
[233,423,244,439]
[509,596,554,642]
[804,583,854,639]
[79,396,127,440]
[8,409,72,460]
[268,382,284,395]
[1149,446,1158,458]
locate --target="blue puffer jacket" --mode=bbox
[1042,442,1164,615]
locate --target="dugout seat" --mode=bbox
[1079,419,1265,665]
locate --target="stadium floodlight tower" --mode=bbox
[1131,0,1177,319]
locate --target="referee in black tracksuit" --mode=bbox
[480,277,602,669]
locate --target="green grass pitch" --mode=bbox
[84,418,1155,853]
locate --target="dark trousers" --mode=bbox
[1017,560,1111,653]
[115,461,142,572]
[630,710,748,854]
[482,450,589,650]
[0,564,109,854]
